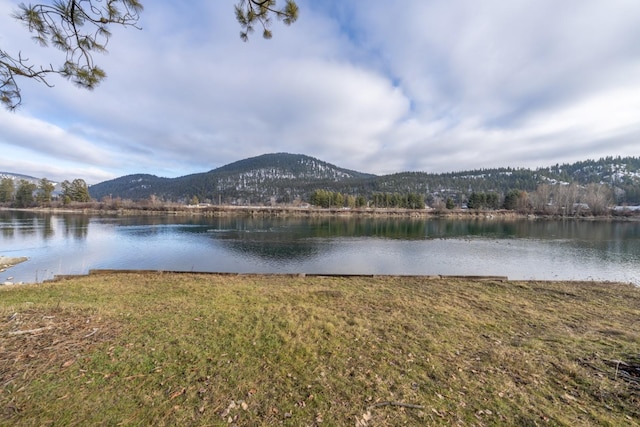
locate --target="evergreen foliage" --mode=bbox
[62,178,91,203]
[2,0,143,109]
[370,192,425,209]
[14,179,37,207]
[0,178,14,203]
[87,153,640,207]
[503,190,521,210]
[446,198,455,210]
[467,192,501,210]
[37,178,55,203]
[235,0,299,41]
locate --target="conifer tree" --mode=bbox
[15,179,37,207]
[37,178,56,203]
[0,178,15,203]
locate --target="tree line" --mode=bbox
[0,176,630,217]
[309,189,427,209]
[0,178,90,207]
[306,182,618,216]
[461,183,614,215]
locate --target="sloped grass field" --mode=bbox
[1,273,639,426]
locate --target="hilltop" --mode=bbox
[87,153,640,206]
[4,154,640,207]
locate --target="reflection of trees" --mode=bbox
[218,238,320,261]
[210,217,432,240]
[41,214,54,239]
[209,217,321,261]
[3,212,637,268]
[11,216,37,238]
[0,212,15,239]
[426,219,520,239]
[1,211,54,240]
[62,215,89,240]
[1,226,14,239]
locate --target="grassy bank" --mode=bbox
[1,273,639,426]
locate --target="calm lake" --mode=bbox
[1,211,639,285]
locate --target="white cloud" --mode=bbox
[2,0,640,181]
[0,110,115,164]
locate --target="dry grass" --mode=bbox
[1,273,639,426]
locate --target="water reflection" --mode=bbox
[61,215,90,240]
[0,211,639,284]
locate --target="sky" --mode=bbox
[1,0,640,185]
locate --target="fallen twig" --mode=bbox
[7,326,53,336]
[83,328,99,338]
[368,401,425,410]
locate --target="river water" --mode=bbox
[1,211,639,284]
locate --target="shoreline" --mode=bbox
[0,256,28,274]
[3,205,639,221]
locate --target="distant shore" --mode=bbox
[3,205,639,221]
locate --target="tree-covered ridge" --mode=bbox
[86,153,640,206]
[89,174,171,200]
[90,153,378,203]
[210,153,375,180]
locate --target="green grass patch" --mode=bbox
[1,273,639,426]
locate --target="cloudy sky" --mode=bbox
[1,0,640,184]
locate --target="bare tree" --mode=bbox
[554,183,579,216]
[582,183,613,215]
[530,183,552,213]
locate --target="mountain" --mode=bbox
[87,174,172,201]
[89,153,375,204]
[209,153,374,179]
[0,172,43,184]
[87,153,640,205]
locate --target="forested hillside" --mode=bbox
[86,154,640,207]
